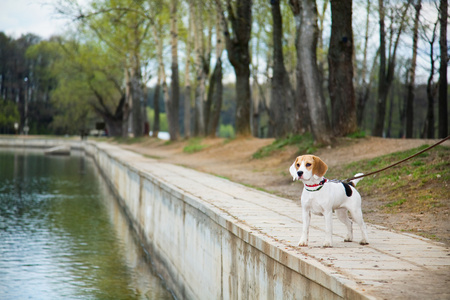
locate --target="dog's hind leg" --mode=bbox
[348,208,369,245]
[323,211,333,247]
[336,209,353,242]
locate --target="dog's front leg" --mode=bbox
[323,211,333,247]
[298,208,310,247]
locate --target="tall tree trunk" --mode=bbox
[207,17,224,137]
[215,0,252,137]
[328,0,357,136]
[291,0,331,144]
[184,12,193,139]
[317,0,329,90]
[270,0,294,138]
[357,50,379,126]
[152,24,166,138]
[191,0,206,136]
[289,0,310,134]
[152,74,161,138]
[207,58,223,136]
[373,0,409,137]
[405,0,421,138]
[130,62,144,137]
[169,0,180,141]
[422,20,438,139]
[373,0,388,137]
[123,67,131,137]
[438,0,448,138]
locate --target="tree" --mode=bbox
[190,0,209,136]
[405,0,421,138]
[373,0,410,137]
[269,0,294,138]
[328,0,357,136]
[355,0,378,127]
[289,0,331,144]
[216,0,252,137]
[52,39,126,136]
[438,0,448,138]
[184,10,193,138]
[169,0,180,141]
[206,14,225,137]
[69,0,153,137]
[422,19,439,138]
[288,0,310,134]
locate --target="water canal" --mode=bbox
[0,148,173,299]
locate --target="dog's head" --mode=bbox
[289,155,328,182]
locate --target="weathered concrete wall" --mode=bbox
[0,138,369,300]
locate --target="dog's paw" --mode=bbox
[322,241,333,248]
[344,238,353,242]
[298,239,308,247]
[359,240,369,245]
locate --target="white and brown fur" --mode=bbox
[290,155,369,247]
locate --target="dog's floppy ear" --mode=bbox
[312,156,328,177]
[289,157,300,181]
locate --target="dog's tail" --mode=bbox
[350,173,364,186]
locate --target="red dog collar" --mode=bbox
[305,178,327,188]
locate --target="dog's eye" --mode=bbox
[306,163,311,167]
[296,163,300,167]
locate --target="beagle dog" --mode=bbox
[289,155,369,247]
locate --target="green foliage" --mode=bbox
[326,145,450,213]
[385,199,407,207]
[253,133,315,159]
[218,124,235,139]
[346,130,366,139]
[183,138,208,153]
[111,137,147,144]
[0,100,20,131]
[147,107,169,132]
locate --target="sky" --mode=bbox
[0,0,72,39]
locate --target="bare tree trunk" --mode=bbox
[357,50,379,126]
[215,0,252,137]
[405,0,421,138]
[184,12,193,139]
[270,0,294,138]
[130,62,144,137]
[169,0,180,141]
[152,22,167,138]
[438,0,448,138]
[373,0,409,137]
[289,0,310,134]
[123,67,131,137]
[207,17,224,137]
[317,0,329,90]
[207,58,223,137]
[291,0,331,144]
[357,0,371,126]
[191,0,206,136]
[328,0,357,136]
[422,20,438,139]
[152,73,161,138]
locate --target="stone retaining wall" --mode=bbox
[0,138,369,300]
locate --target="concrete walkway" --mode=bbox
[1,138,448,299]
[128,155,450,300]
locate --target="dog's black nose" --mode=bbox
[297,171,303,177]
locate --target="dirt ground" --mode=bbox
[119,136,450,246]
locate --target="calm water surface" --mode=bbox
[0,148,173,299]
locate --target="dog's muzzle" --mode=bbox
[297,171,303,178]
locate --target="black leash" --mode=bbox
[343,135,450,183]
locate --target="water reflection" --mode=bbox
[0,148,173,300]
